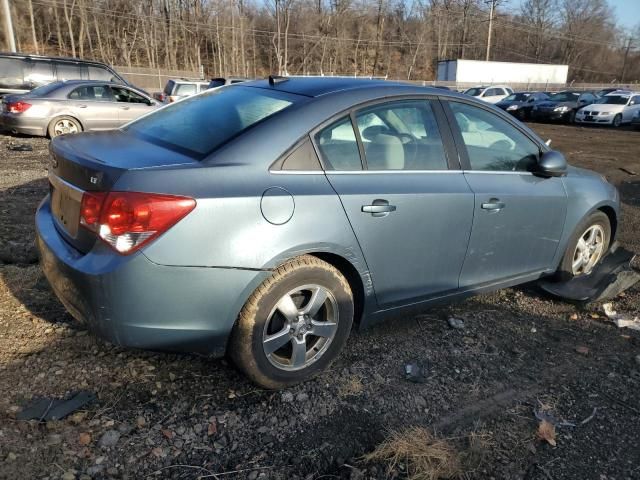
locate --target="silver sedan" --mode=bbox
[0,80,160,137]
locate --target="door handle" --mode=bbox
[120,106,130,110]
[481,198,505,211]
[78,104,87,108]
[362,200,396,217]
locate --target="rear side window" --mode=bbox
[0,58,25,89]
[125,86,297,157]
[315,117,362,171]
[56,62,82,81]
[208,79,226,88]
[449,101,539,172]
[354,100,447,170]
[175,83,196,96]
[69,86,113,101]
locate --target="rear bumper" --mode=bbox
[35,196,269,356]
[0,112,47,136]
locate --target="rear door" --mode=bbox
[443,99,567,287]
[315,98,475,307]
[67,84,118,130]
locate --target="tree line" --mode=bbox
[3,0,639,83]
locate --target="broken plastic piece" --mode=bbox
[16,391,96,422]
[602,303,640,331]
[404,362,427,383]
[538,244,640,303]
[7,143,33,152]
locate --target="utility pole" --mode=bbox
[2,0,16,52]
[620,36,633,84]
[485,0,497,62]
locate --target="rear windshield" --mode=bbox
[124,86,299,157]
[504,93,529,102]
[24,82,64,97]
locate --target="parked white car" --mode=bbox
[463,85,514,104]
[575,92,640,127]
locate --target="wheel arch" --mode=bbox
[597,205,618,243]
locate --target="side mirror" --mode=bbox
[537,150,567,177]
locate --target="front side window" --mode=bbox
[354,100,447,170]
[69,85,113,101]
[125,86,298,157]
[110,86,148,103]
[449,101,539,172]
[25,61,54,87]
[88,66,115,81]
[315,117,362,171]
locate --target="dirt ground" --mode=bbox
[0,122,639,480]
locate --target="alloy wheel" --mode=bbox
[571,224,605,275]
[53,119,79,136]
[262,284,338,371]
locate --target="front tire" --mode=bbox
[612,114,622,128]
[48,116,82,138]
[229,255,354,389]
[558,211,610,279]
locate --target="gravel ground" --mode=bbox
[0,123,639,480]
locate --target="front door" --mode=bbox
[444,100,567,287]
[315,99,475,307]
[67,84,118,130]
[110,86,155,124]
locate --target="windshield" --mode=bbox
[208,79,225,88]
[124,86,299,158]
[549,92,580,102]
[503,93,529,102]
[596,95,629,105]
[464,88,484,96]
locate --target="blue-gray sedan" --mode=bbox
[36,77,620,388]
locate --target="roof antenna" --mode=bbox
[269,75,288,86]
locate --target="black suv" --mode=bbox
[0,53,128,97]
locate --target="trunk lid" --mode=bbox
[49,130,198,253]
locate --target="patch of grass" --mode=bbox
[337,374,363,397]
[363,426,461,480]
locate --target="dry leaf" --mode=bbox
[151,447,164,458]
[136,416,146,428]
[78,433,91,446]
[537,420,557,446]
[569,313,578,321]
[161,429,174,440]
[576,346,590,355]
[207,419,217,436]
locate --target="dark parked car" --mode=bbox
[208,77,249,89]
[0,52,128,98]
[0,80,160,137]
[531,91,598,123]
[37,78,620,388]
[495,92,550,120]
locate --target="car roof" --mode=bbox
[240,76,436,98]
[0,52,111,67]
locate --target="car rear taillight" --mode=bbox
[8,101,31,113]
[80,191,196,254]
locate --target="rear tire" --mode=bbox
[568,110,576,124]
[229,255,354,389]
[558,211,610,280]
[48,116,82,138]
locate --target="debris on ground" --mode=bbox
[363,426,461,479]
[15,391,96,422]
[447,317,465,330]
[602,303,640,331]
[538,245,640,303]
[620,167,637,176]
[575,346,590,355]
[7,143,33,152]
[537,420,557,447]
[404,362,427,383]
